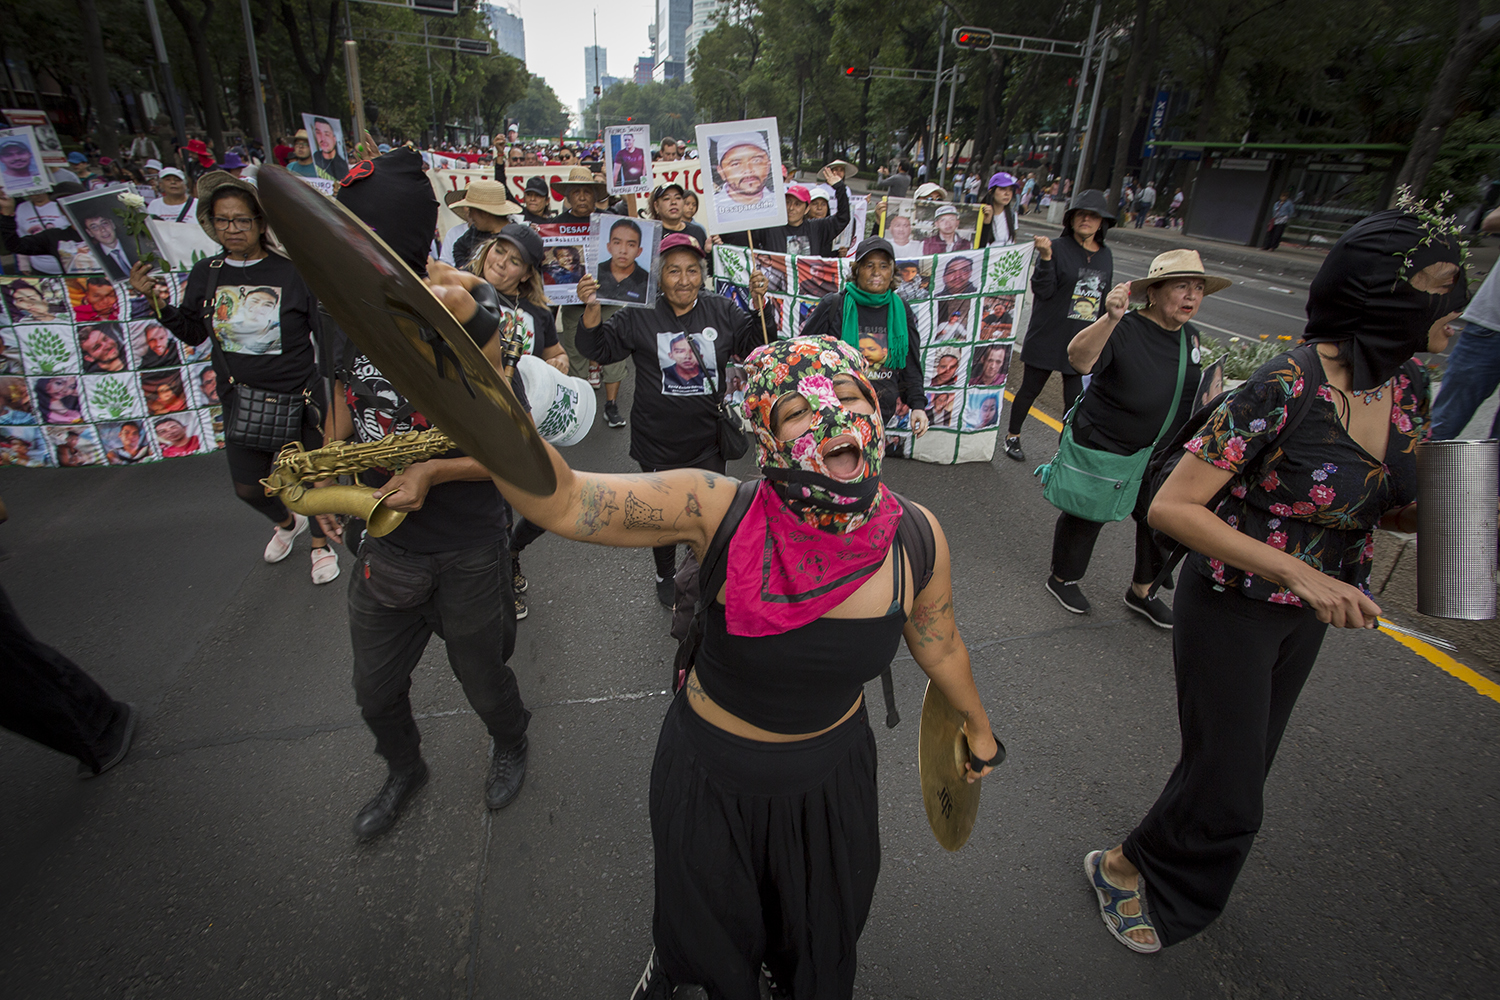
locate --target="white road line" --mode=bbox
[1215,295,1305,321]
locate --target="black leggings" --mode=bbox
[640,455,727,580]
[224,414,327,540]
[1122,569,1326,946]
[1008,363,1082,436]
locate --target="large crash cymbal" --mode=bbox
[256,164,556,496]
[918,680,984,852]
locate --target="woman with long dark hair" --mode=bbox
[977,171,1021,248]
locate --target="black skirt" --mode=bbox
[649,692,881,1000]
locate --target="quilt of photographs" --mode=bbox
[712,241,1035,464]
[0,271,224,468]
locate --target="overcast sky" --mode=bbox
[509,0,657,117]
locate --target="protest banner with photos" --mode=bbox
[536,218,594,306]
[0,126,52,197]
[0,271,224,468]
[712,241,1034,464]
[867,197,983,254]
[593,216,660,307]
[1,109,66,172]
[606,125,652,196]
[696,118,786,234]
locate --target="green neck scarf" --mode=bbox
[841,285,908,369]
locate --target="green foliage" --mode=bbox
[594,81,697,139]
[505,76,570,139]
[1198,331,1296,381]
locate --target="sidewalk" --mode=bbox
[1016,213,1331,278]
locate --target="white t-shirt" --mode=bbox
[14,200,69,274]
[146,197,199,222]
[990,213,1015,246]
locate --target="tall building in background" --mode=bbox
[484,3,526,63]
[653,0,691,82]
[635,56,653,86]
[684,0,727,77]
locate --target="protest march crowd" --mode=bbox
[0,96,1482,1000]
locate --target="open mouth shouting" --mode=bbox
[820,435,865,481]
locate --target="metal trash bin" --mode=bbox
[1417,439,1498,620]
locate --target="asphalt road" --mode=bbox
[3,333,1498,998]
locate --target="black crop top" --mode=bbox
[693,539,910,734]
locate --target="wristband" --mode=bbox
[966,732,1006,771]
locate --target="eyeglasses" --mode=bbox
[212,216,257,231]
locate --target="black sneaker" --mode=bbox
[511,550,527,594]
[629,947,674,1000]
[513,592,528,621]
[485,735,528,810]
[605,401,626,428]
[77,701,138,779]
[1124,589,1174,629]
[1003,435,1025,461]
[1045,575,1090,614]
[655,574,675,609]
[352,759,429,840]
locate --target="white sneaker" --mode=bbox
[264,513,308,563]
[311,546,341,584]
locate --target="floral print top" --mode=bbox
[1183,349,1429,604]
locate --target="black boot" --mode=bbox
[352,759,429,840]
[485,735,528,810]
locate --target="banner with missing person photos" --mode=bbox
[0,271,224,468]
[712,241,1034,464]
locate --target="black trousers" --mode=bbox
[639,455,728,581]
[224,401,327,540]
[1050,477,1164,586]
[510,516,546,554]
[1263,223,1288,250]
[1122,569,1326,946]
[348,536,528,770]
[1008,363,1082,435]
[650,693,880,1000]
[0,583,121,770]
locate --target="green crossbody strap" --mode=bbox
[1150,329,1190,448]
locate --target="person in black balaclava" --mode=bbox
[1081,208,1466,956]
[309,148,535,842]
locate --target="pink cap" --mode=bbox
[785,185,811,203]
[659,232,706,258]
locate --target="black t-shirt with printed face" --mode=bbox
[1075,311,1201,455]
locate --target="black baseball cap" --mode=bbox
[853,236,895,264]
[523,175,549,198]
[650,182,687,203]
[493,222,544,270]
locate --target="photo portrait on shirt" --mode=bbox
[188,362,220,406]
[140,369,189,416]
[925,346,967,388]
[67,274,122,321]
[211,284,284,355]
[606,124,652,195]
[0,375,36,424]
[962,388,1003,430]
[45,423,104,466]
[1068,268,1108,322]
[0,127,51,197]
[979,296,1015,340]
[100,418,155,464]
[131,319,182,369]
[969,343,1011,387]
[1,275,69,324]
[77,322,130,373]
[697,118,785,233]
[0,424,49,466]
[152,411,202,457]
[796,258,840,298]
[926,390,957,428]
[302,114,349,181]
[58,188,155,281]
[657,330,717,396]
[32,375,83,424]
[593,216,659,306]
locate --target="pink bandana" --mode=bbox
[724,480,902,637]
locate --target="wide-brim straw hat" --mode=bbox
[822,159,858,178]
[1129,249,1232,301]
[913,182,948,201]
[447,178,522,217]
[555,165,607,198]
[443,187,471,221]
[195,170,284,253]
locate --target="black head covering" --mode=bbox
[1302,209,1468,390]
[335,147,438,277]
[1060,188,1115,241]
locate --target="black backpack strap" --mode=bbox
[877,493,937,729]
[671,478,759,693]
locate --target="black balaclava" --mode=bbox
[1302,209,1468,390]
[335,147,438,277]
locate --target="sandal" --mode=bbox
[1085,849,1162,954]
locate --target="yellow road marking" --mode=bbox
[1379,626,1500,705]
[1004,391,1063,432]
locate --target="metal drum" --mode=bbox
[1417,439,1498,620]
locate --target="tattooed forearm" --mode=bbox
[575,480,620,536]
[910,594,953,648]
[624,492,666,530]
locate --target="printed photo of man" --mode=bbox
[938,256,977,297]
[612,131,647,189]
[72,276,120,321]
[102,419,152,464]
[922,204,968,253]
[134,320,181,369]
[78,324,128,373]
[596,219,650,304]
[711,131,775,218]
[73,201,142,280]
[0,132,48,196]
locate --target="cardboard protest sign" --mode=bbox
[1,109,66,172]
[695,118,786,234]
[592,216,660,307]
[713,240,1034,463]
[606,125,652,196]
[0,127,52,197]
[535,219,593,306]
[58,186,160,282]
[301,114,349,180]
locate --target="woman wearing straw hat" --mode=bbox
[1003,188,1115,463]
[446,178,523,269]
[1044,248,1226,625]
[1085,209,1466,956]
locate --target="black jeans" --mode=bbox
[1008,363,1082,436]
[1050,475,1164,586]
[639,455,728,581]
[0,583,121,770]
[348,536,528,770]
[1123,569,1326,946]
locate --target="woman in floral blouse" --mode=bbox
[1083,210,1468,954]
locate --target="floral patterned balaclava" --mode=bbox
[741,337,887,533]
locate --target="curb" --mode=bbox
[1017,218,1326,280]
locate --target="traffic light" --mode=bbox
[844,66,871,80]
[953,27,993,50]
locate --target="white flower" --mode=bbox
[118,192,147,211]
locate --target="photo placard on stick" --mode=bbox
[695,117,786,234]
[591,215,660,306]
[605,124,652,196]
[535,219,593,306]
[300,113,349,181]
[58,186,159,282]
[0,127,52,197]
[1,109,65,171]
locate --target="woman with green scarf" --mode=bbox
[802,236,932,443]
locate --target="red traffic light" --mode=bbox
[952,26,993,49]
[844,66,871,80]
